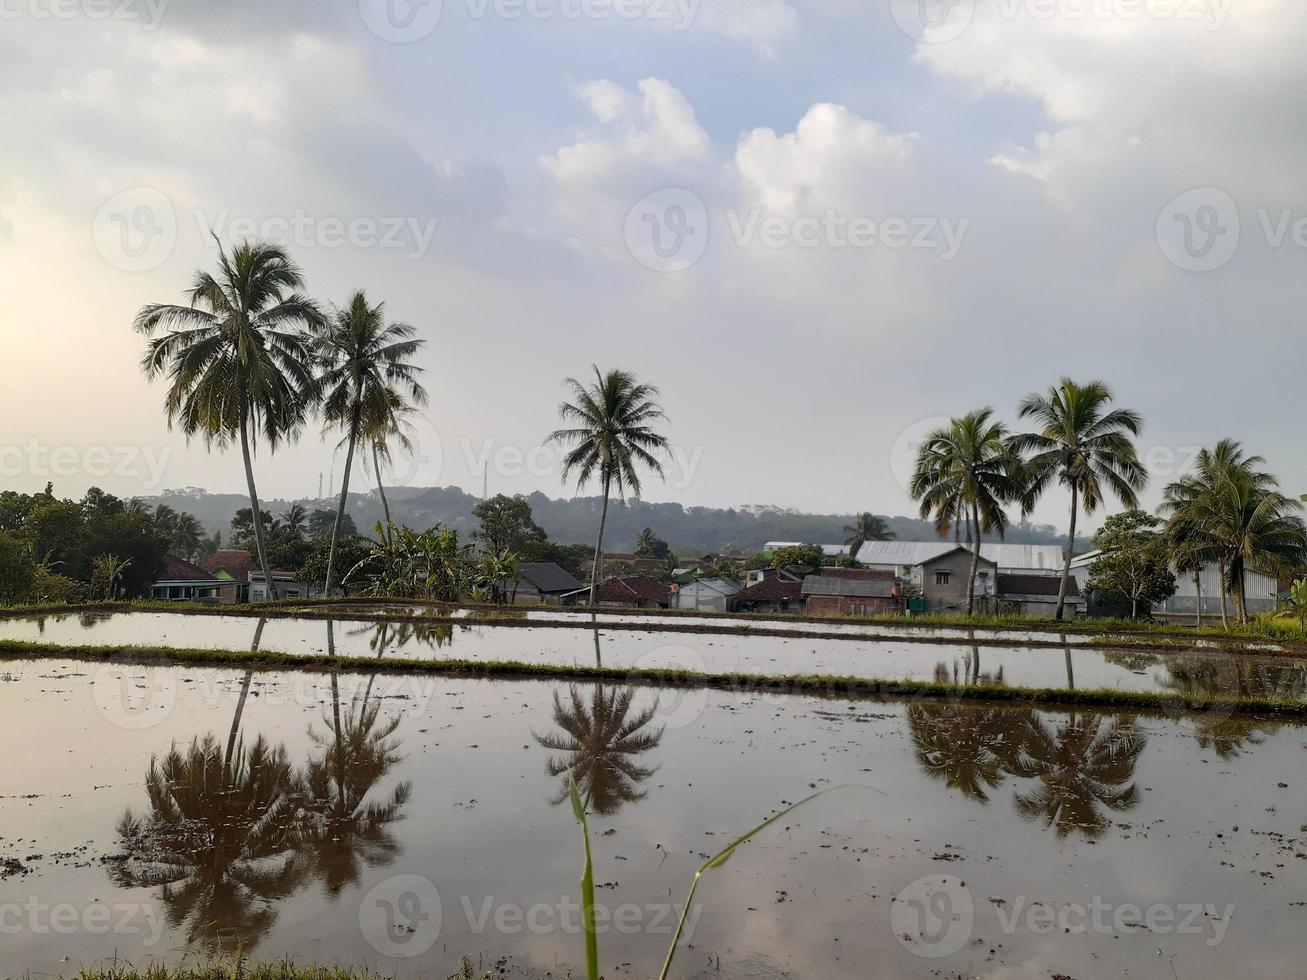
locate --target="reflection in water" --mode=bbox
[301,684,412,896]
[109,734,304,950]
[354,619,456,656]
[536,684,664,815]
[1158,655,1306,759]
[908,703,1147,838]
[908,702,1027,801]
[111,617,412,951]
[1012,713,1146,839]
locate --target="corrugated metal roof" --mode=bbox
[802,575,897,598]
[855,540,1065,572]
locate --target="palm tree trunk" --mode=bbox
[1064,642,1075,690]
[239,416,278,601]
[1236,563,1249,624]
[373,442,393,543]
[1218,559,1230,631]
[1194,571,1203,628]
[966,501,982,616]
[223,618,265,780]
[588,475,611,607]
[325,423,360,596]
[1055,485,1079,621]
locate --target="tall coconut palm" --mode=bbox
[1013,379,1147,621]
[1162,440,1307,623]
[136,239,322,600]
[364,386,420,543]
[547,367,670,605]
[310,291,427,595]
[910,409,1022,614]
[843,512,895,560]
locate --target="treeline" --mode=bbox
[146,486,1079,556]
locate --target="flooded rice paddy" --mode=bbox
[1,654,1305,978]
[2,609,1306,701]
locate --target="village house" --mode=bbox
[996,573,1084,618]
[673,576,741,612]
[735,569,804,613]
[149,554,228,603]
[512,562,584,605]
[801,568,902,616]
[566,576,672,609]
[1069,553,1278,620]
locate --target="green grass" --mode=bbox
[4,637,1305,718]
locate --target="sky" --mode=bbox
[0,0,1303,532]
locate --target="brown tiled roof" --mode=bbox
[158,553,220,582]
[595,576,671,604]
[998,573,1079,597]
[203,549,258,581]
[737,578,804,602]
[802,575,897,598]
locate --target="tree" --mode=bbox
[1014,379,1148,620]
[136,239,322,600]
[231,508,275,549]
[843,512,894,559]
[910,409,1022,614]
[89,553,133,600]
[546,367,670,604]
[280,504,309,537]
[632,527,670,560]
[472,494,547,556]
[769,544,824,573]
[1163,440,1307,623]
[0,531,36,604]
[1287,580,1307,632]
[1085,510,1177,619]
[307,507,355,542]
[309,291,427,595]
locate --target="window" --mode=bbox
[935,571,951,586]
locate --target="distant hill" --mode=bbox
[147,486,1086,555]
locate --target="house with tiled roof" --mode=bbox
[149,554,228,603]
[735,571,804,614]
[513,562,585,605]
[564,576,672,609]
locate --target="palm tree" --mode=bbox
[310,291,427,595]
[546,367,670,605]
[842,512,894,560]
[907,702,1027,802]
[364,386,421,543]
[910,409,1022,614]
[1009,712,1145,839]
[136,239,322,599]
[170,513,204,560]
[633,527,660,557]
[1163,440,1307,623]
[280,504,309,537]
[535,684,664,816]
[1013,379,1148,620]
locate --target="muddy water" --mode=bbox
[1,657,1304,978]
[3,610,1306,701]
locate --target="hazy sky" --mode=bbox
[1,0,1303,531]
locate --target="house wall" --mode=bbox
[921,553,996,612]
[996,595,1083,618]
[804,595,901,617]
[675,584,736,613]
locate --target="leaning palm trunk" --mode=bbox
[589,476,611,607]
[223,618,265,780]
[1218,560,1230,631]
[1194,571,1202,628]
[1055,485,1078,620]
[240,418,279,601]
[373,443,393,543]
[324,421,359,595]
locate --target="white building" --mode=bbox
[1068,552,1280,618]
[673,577,742,613]
[855,541,1065,582]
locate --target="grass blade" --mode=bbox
[568,773,600,980]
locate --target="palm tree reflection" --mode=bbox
[109,733,305,951]
[908,702,1027,802]
[536,684,664,815]
[1010,713,1146,839]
